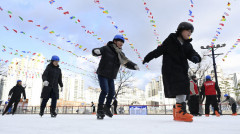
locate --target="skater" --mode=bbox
[113,98,118,115]
[2,80,26,115]
[188,75,201,116]
[91,102,96,114]
[40,55,63,117]
[200,75,221,117]
[220,94,238,116]
[143,22,201,122]
[92,34,139,119]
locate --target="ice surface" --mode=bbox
[0,115,239,134]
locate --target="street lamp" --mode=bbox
[200,44,226,86]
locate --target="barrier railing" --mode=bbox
[0,104,238,115]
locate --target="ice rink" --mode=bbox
[0,115,239,134]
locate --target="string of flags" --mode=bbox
[48,1,105,44]
[94,0,149,70]
[0,6,91,54]
[142,0,161,46]
[187,0,195,23]
[222,37,240,61]
[1,25,97,65]
[209,1,232,49]
[1,45,91,74]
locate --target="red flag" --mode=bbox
[63,11,69,15]
[191,4,193,7]
[0,7,3,11]
[13,29,18,33]
[144,2,146,5]
[36,25,40,27]
[77,19,80,22]
[32,53,36,55]
[119,30,124,33]
[81,26,86,28]
[150,12,152,15]
[28,20,33,22]
[57,7,63,10]
[188,19,193,22]
[9,15,12,18]
[219,23,224,26]
[4,26,9,30]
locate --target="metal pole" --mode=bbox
[211,48,219,86]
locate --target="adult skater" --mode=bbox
[220,94,237,116]
[91,102,96,114]
[92,35,139,119]
[2,80,26,115]
[188,75,201,116]
[40,55,63,117]
[200,75,221,117]
[143,22,201,122]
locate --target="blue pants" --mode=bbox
[98,75,115,107]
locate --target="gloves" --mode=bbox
[142,55,151,64]
[191,56,200,64]
[134,65,140,70]
[43,81,49,86]
[61,87,63,92]
[94,49,101,55]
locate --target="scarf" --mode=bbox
[112,43,130,66]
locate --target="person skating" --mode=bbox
[200,75,221,117]
[92,35,139,119]
[91,102,96,114]
[188,75,201,116]
[2,80,26,115]
[40,55,63,118]
[220,94,238,116]
[143,22,201,122]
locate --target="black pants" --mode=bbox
[188,95,199,114]
[232,103,237,114]
[3,98,19,115]
[41,89,57,110]
[205,95,219,114]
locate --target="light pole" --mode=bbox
[201,44,226,115]
[200,44,226,86]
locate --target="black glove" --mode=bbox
[143,56,151,64]
[191,56,200,64]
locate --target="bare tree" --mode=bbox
[189,51,212,86]
[90,66,135,97]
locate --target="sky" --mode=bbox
[0,0,240,90]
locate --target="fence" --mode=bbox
[0,104,239,115]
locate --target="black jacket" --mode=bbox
[9,84,26,101]
[41,63,63,99]
[144,33,201,98]
[92,41,137,79]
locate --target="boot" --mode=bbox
[173,105,176,120]
[97,104,105,119]
[39,107,45,117]
[205,114,209,117]
[175,102,193,122]
[232,113,237,116]
[215,111,220,117]
[104,105,113,118]
[50,107,57,118]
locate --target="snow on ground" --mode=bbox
[0,115,239,134]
